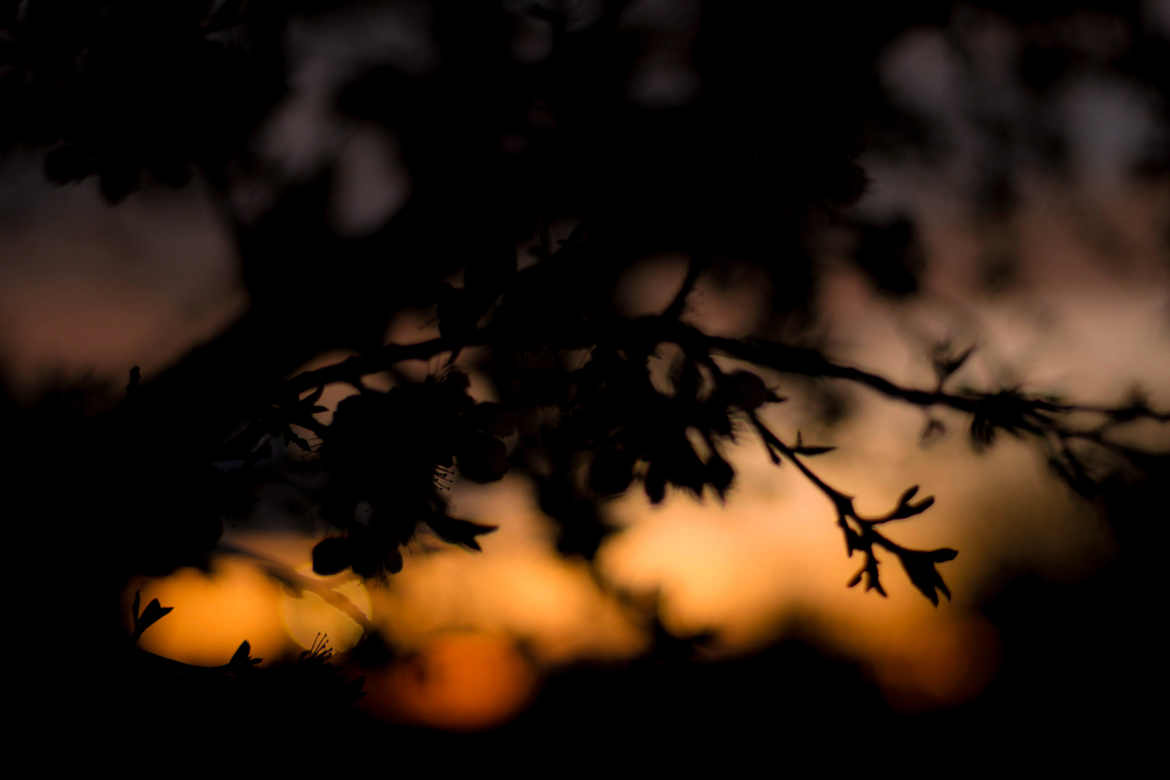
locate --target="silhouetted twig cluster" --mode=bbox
[256,249,1170,605]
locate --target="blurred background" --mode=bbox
[4,0,1170,757]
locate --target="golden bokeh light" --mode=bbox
[125,557,289,667]
[371,548,645,665]
[279,567,372,653]
[115,371,1128,723]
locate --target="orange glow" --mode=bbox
[866,616,1000,711]
[120,418,1078,717]
[116,330,1133,720]
[370,548,645,665]
[370,632,537,730]
[125,558,289,666]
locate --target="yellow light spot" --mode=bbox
[279,568,372,653]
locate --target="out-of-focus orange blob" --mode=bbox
[868,616,1001,711]
[370,632,537,730]
[124,558,290,666]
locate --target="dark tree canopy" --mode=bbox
[5,0,1170,753]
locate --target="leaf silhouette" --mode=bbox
[895,548,958,606]
[131,593,173,641]
[312,537,353,576]
[932,344,975,384]
[793,430,835,456]
[426,515,498,551]
[228,640,261,669]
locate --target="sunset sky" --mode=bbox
[5,1,1170,735]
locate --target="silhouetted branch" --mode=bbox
[217,541,376,634]
[272,293,1170,591]
[284,337,472,396]
[284,309,1170,463]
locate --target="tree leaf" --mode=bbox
[132,597,173,640]
[427,515,498,551]
[312,537,353,576]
